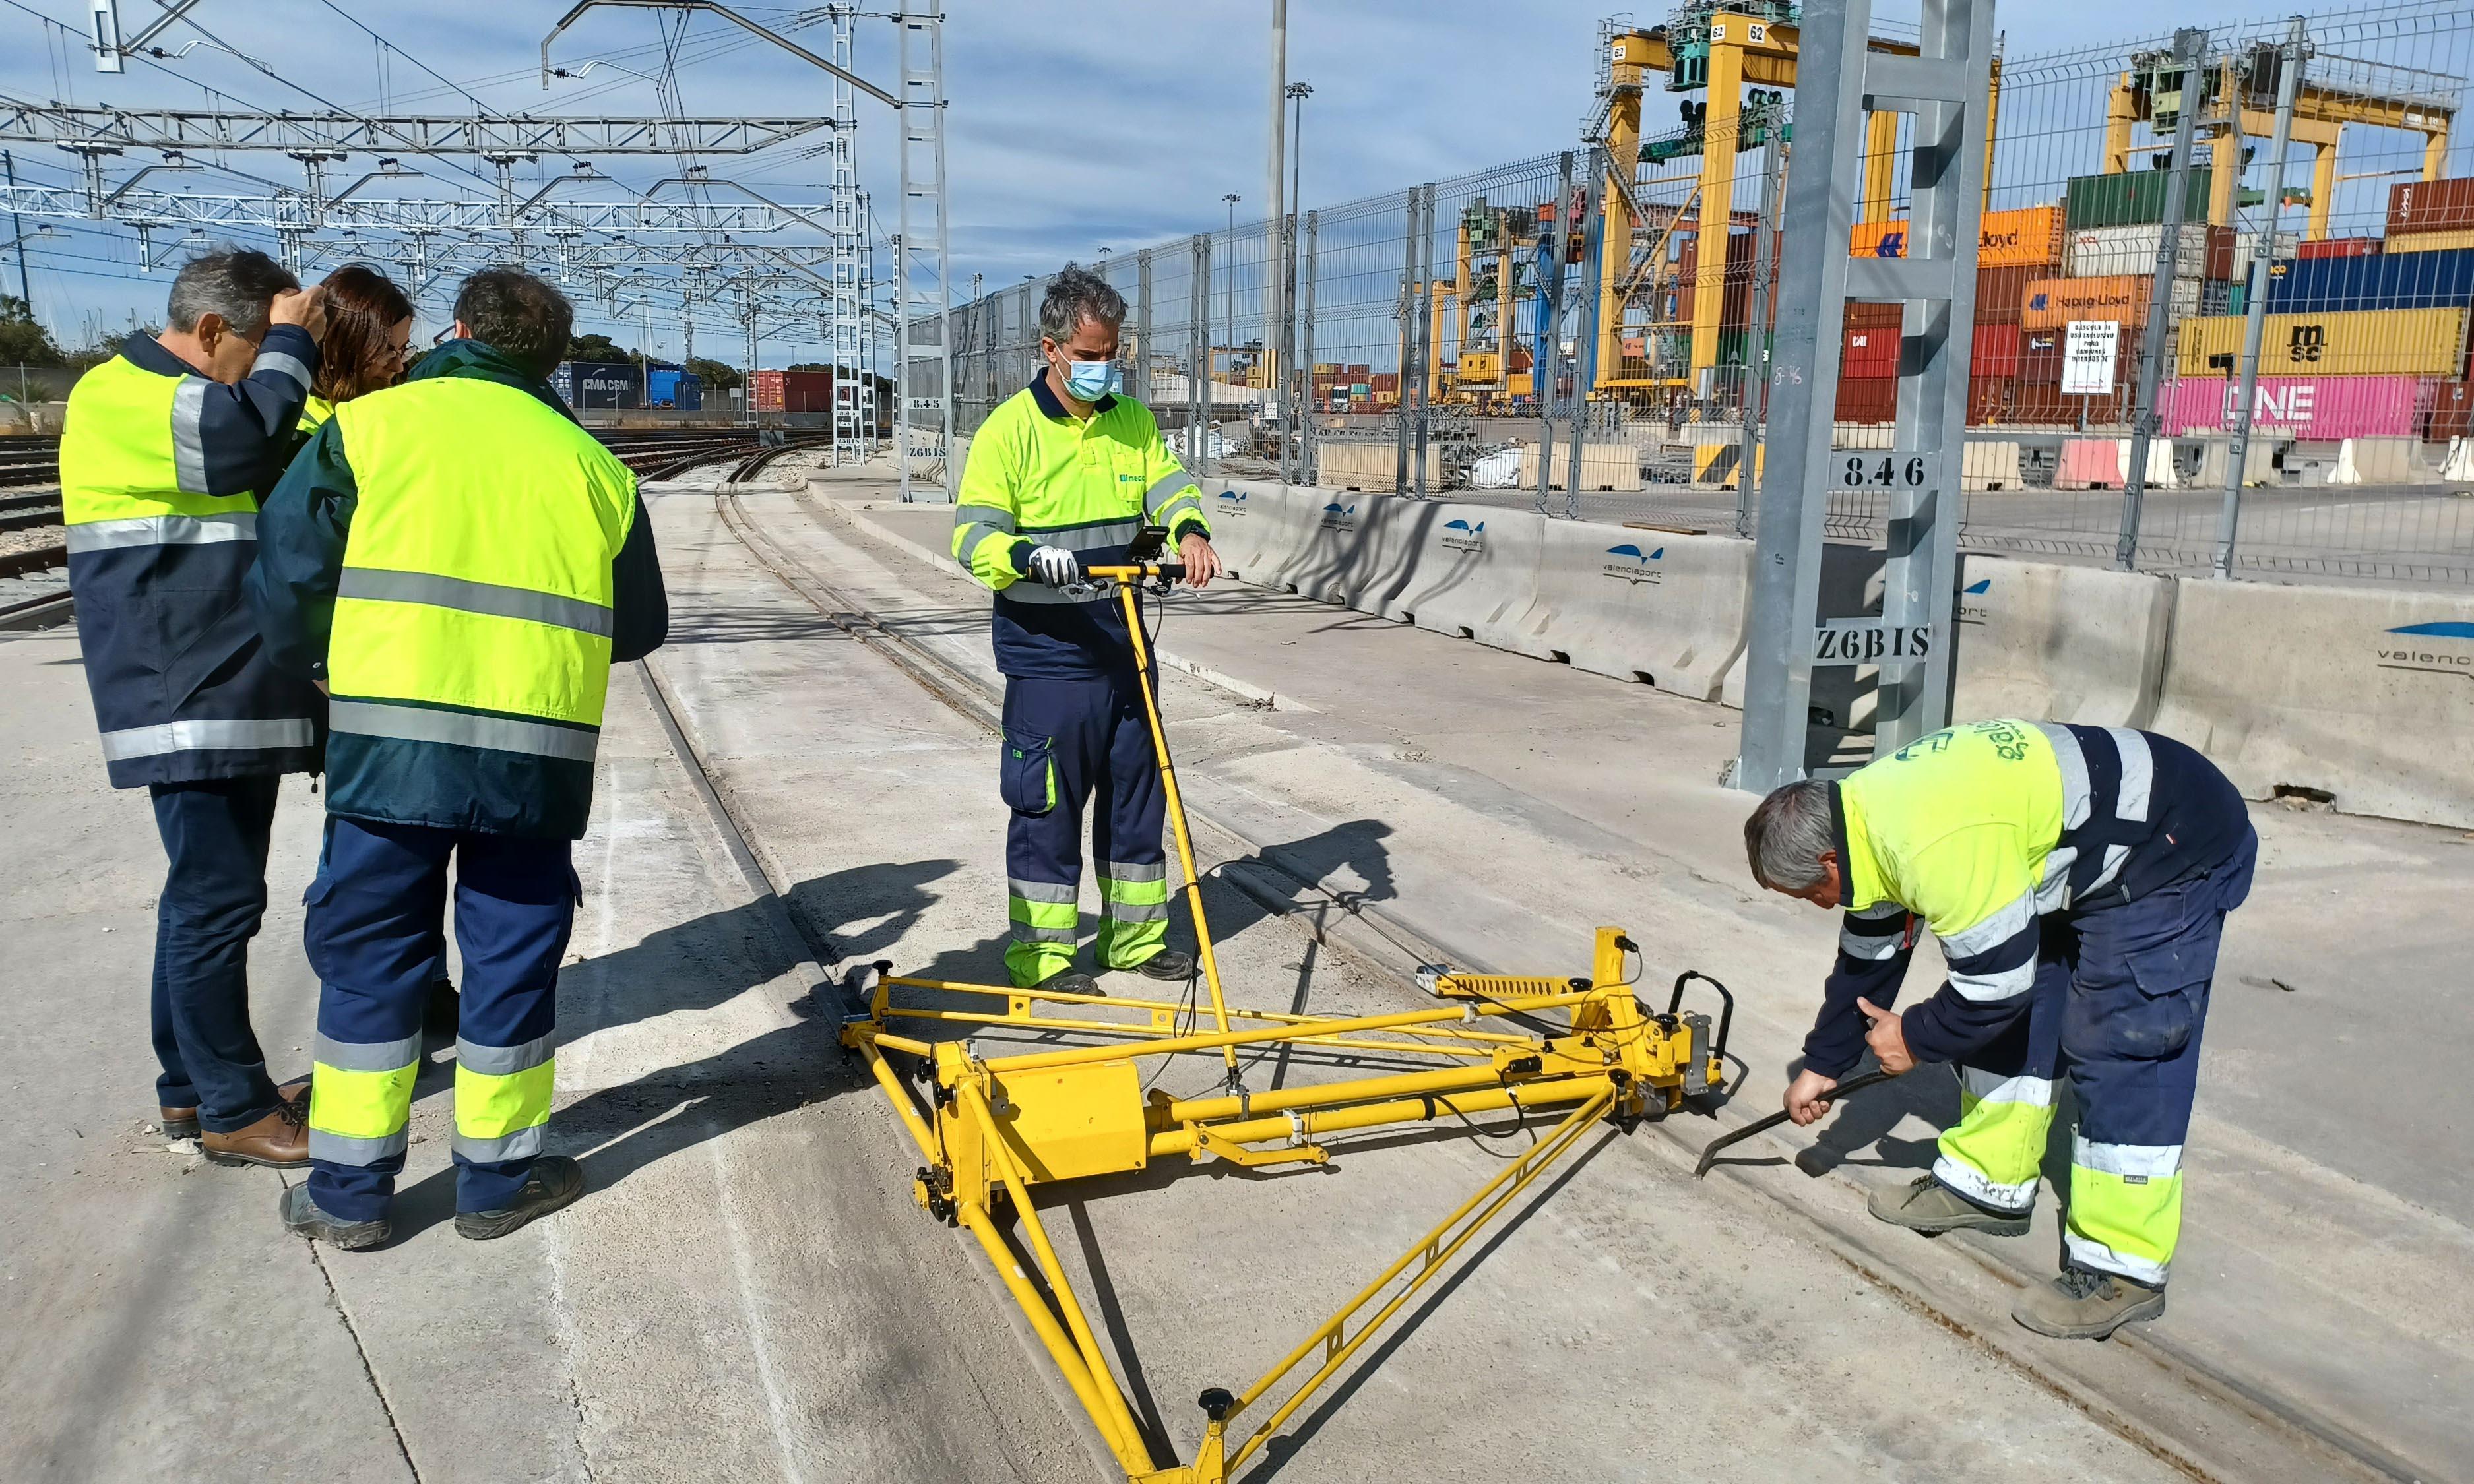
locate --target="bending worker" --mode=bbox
[60,247,327,1167]
[249,266,668,1249]
[1743,719,2256,1340]
[951,265,1221,996]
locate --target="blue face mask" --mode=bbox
[1060,357,1122,403]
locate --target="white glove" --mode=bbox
[1026,545,1081,587]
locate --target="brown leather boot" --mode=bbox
[203,1097,311,1169]
[160,1105,201,1140]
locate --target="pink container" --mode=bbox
[2161,375,2426,440]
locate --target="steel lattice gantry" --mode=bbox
[0,184,833,235]
[0,100,833,155]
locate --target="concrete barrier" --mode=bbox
[1370,501,1558,659]
[1950,557,2171,728]
[1202,478,1285,574]
[1514,525,1753,699]
[1522,442,1643,491]
[2152,579,2474,829]
[2116,438,2183,487]
[1961,441,2023,491]
[2329,436,2430,485]
[2192,436,2285,487]
[2058,438,2122,489]
[1316,441,1440,493]
[2444,437,2474,483]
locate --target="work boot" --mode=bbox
[278,1184,390,1251]
[1034,968,1104,999]
[455,1155,585,1241]
[166,1077,305,1143]
[203,1096,311,1169]
[1135,949,1197,982]
[1867,1175,2030,1237]
[2012,1266,2167,1340]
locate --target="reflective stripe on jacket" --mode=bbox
[952,374,1207,679]
[323,375,639,838]
[1802,719,2251,1074]
[59,331,324,786]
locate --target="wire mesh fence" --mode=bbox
[948,0,2474,588]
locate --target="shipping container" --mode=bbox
[1845,299,1904,332]
[2160,373,2428,439]
[2382,228,2474,256]
[1370,371,1400,390]
[1345,363,1371,376]
[2262,247,2474,313]
[1971,322,2022,377]
[2064,168,2215,231]
[1835,375,1896,423]
[2297,235,2382,261]
[2022,326,2142,388]
[2386,177,2474,237]
[1973,264,2041,325]
[2428,380,2474,443]
[1968,373,2012,425]
[2006,381,2136,425]
[1849,220,1909,258]
[555,361,643,410]
[751,368,833,413]
[1844,205,2062,268]
[2021,274,2200,330]
[1843,328,1899,379]
[645,366,703,410]
[2176,307,2469,377]
[2064,223,2234,282]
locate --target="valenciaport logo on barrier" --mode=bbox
[1957,576,1992,626]
[1215,487,1248,518]
[1440,518,1485,553]
[1601,543,1665,584]
[1320,501,1357,532]
[2376,620,2474,679]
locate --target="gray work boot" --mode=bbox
[1133,949,1196,982]
[455,1155,585,1241]
[1868,1175,2031,1237]
[279,1184,391,1251]
[2012,1266,2167,1340]
[1034,968,1103,999]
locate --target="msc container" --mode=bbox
[2160,373,2427,439]
[2297,235,2382,261]
[2175,307,2469,378]
[559,361,643,410]
[2386,177,2474,237]
[2382,228,2474,256]
[2064,168,2215,231]
[1971,321,2022,376]
[2064,223,2234,282]
[1973,264,2041,325]
[2021,274,2200,330]
[2262,247,2474,313]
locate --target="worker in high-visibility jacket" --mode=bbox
[952,266,1219,995]
[247,267,668,1250]
[1744,720,2256,1340]
[61,247,327,1169]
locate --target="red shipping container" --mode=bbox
[2297,236,2382,261]
[1973,265,2040,326]
[1971,322,2021,377]
[750,369,833,413]
[2386,177,2474,237]
[2428,380,2473,442]
[1968,374,2015,425]
[1835,375,1897,423]
[1843,328,1899,379]
[1845,300,1903,332]
[1675,230,1761,328]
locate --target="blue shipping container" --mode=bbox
[2262,247,2474,314]
[645,367,703,410]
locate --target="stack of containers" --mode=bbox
[2167,218,2474,443]
[2015,168,2232,425]
[1971,204,2062,425]
[1311,362,1340,412]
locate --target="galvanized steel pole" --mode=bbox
[2118,27,2210,571]
[2215,16,2307,579]
[1265,0,1288,413]
[1414,183,1436,498]
[1739,126,1785,539]
[1395,189,1418,496]
[1299,210,1319,486]
[1564,145,1608,518]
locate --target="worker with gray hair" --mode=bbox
[1742,720,2255,1340]
[950,264,1221,995]
[59,246,329,1169]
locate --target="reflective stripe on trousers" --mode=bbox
[308,1030,421,1167]
[454,1034,555,1163]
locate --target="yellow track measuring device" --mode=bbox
[839,557,1736,1481]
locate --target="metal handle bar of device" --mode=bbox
[1083,561,1188,585]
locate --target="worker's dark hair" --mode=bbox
[453,266,575,380]
[1039,264,1127,345]
[1744,778,1835,892]
[313,263,416,402]
[166,246,298,336]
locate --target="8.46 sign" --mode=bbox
[1833,452,1936,491]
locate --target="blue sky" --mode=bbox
[0,0,2380,361]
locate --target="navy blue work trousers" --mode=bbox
[999,673,1170,986]
[148,775,287,1132]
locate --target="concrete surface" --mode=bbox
[1,458,2461,1483]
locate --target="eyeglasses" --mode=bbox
[431,325,455,347]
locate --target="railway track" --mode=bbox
[0,433,61,489]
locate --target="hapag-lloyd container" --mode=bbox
[2161,374,2430,439]
[2022,274,2202,330]
[1848,205,2062,267]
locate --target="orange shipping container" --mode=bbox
[2020,274,2198,330]
[1846,206,2061,267]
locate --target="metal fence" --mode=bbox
[949,0,2474,589]
[0,364,79,404]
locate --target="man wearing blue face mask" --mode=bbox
[952,266,1221,995]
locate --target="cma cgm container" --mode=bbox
[2386,177,2474,237]
[555,361,643,410]
[2176,307,2469,378]
[2262,247,2474,313]
[2159,374,2428,439]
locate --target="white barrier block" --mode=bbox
[1961,441,2023,491]
[1315,441,1440,492]
[2444,437,2474,484]
[2152,580,2474,829]
[2115,437,2182,487]
[1514,524,1753,700]
[2330,436,2430,485]
[1950,558,2171,728]
[1370,501,1557,659]
[2193,436,2284,488]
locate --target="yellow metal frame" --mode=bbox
[839,563,1723,1481]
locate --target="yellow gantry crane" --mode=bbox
[839,557,1736,1482]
